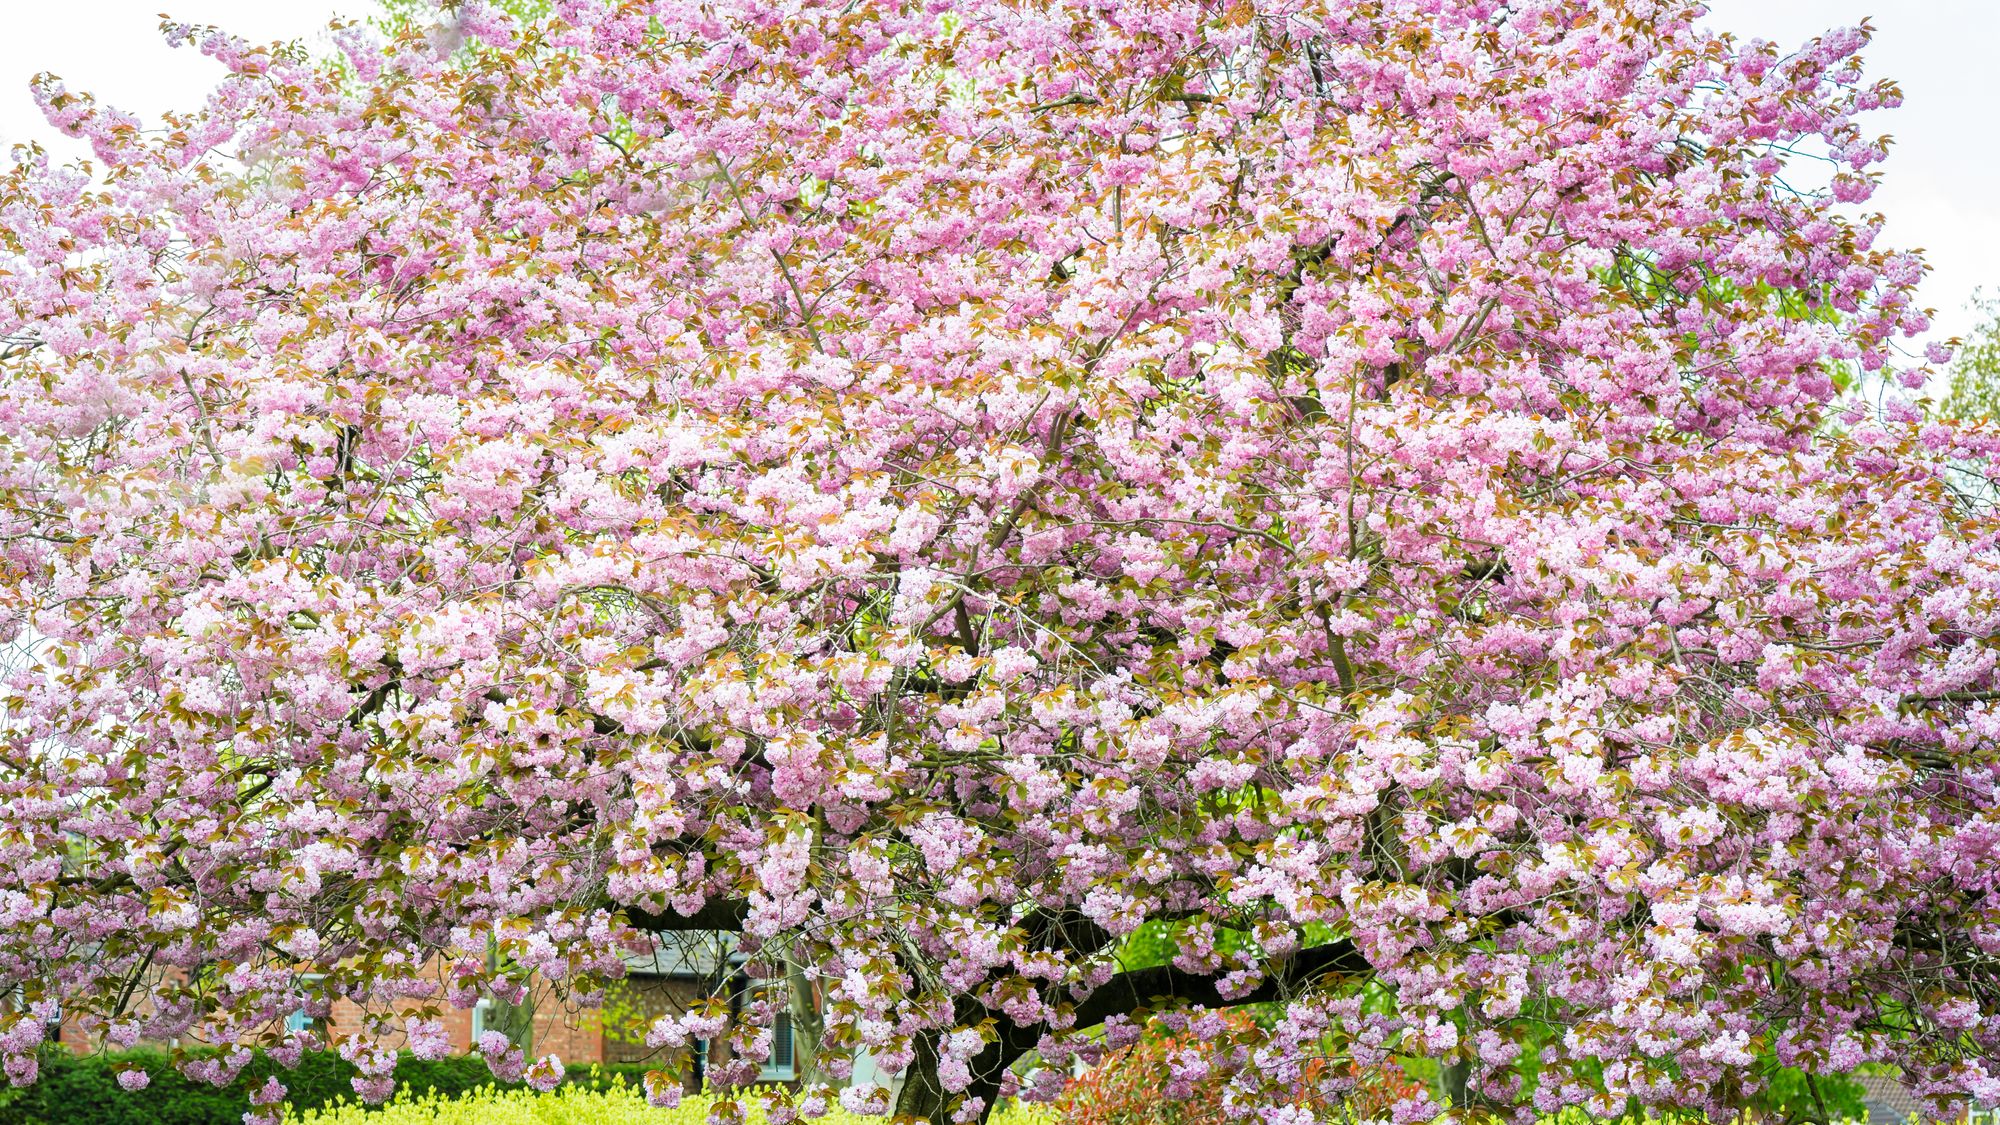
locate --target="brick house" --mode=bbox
[57,930,804,1092]
[593,930,804,1086]
[1853,1071,1973,1125]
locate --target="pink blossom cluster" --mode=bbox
[0,0,1995,1122]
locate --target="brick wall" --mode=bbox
[317,977,606,1065]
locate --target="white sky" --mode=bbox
[2,1,1996,346]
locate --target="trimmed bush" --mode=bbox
[294,1083,679,1124]
[0,1049,666,1124]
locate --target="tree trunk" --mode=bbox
[893,1020,1037,1125]
[1441,1058,1471,1110]
[787,958,823,1088]
[892,1031,947,1123]
[484,935,534,1051]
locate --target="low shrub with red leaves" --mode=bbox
[1055,1016,1422,1125]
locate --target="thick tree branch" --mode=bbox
[1071,939,1368,1030]
[1902,689,2000,707]
[950,940,1373,1124]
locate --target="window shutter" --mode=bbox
[759,1012,796,1079]
[772,1014,793,1070]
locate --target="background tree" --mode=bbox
[1944,291,2000,421]
[1,1,1997,1123]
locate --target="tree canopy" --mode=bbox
[1,1,1997,1122]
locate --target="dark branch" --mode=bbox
[1029,93,1100,113]
[627,898,750,933]
[1902,689,2000,707]
[1071,939,1368,1030]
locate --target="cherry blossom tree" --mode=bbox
[2,0,1997,1121]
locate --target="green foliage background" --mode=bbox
[370,0,553,36]
[1944,291,2000,421]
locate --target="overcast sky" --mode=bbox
[3,1,1996,346]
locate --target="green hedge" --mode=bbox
[0,1048,666,1124]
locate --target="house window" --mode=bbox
[284,974,323,1035]
[470,998,492,1043]
[8,987,59,1036]
[759,1013,795,1082]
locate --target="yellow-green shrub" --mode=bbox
[287,1084,1062,1125]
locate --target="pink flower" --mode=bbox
[248,1077,287,1106]
[643,1070,684,1108]
[523,1055,564,1093]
